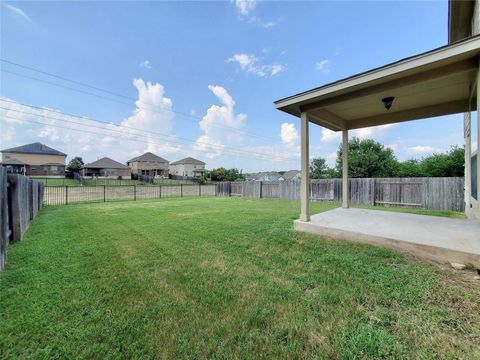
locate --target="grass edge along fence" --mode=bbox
[42,177,464,212]
[233,177,465,212]
[0,168,45,271]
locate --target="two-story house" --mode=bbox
[127,152,169,177]
[0,142,67,177]
[169,157,206,178]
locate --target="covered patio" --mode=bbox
[275,36,480,264]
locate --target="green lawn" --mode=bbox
[1,198,479,359]
[82,178,145,186]
[154,178,198,185]
[30,177,79,186]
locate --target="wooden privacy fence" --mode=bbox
[43,184,217,205]
[223,177,465,212]
[0,169,45,271]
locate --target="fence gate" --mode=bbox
[374,179,424,208]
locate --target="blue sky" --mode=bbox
[0,0,464,172]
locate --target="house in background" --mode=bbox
[169,157,206,178]
[0,142,67,177]
[127,152,169,177]
[82,157,131,179]
[246,171,281,181]
[279,170,301,181]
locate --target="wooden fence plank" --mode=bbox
[237,177,464,211]
[0,168,8,270]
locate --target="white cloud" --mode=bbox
[407,145,439,155]
[320,128,340,143]
[0,78,181,163]
[281,123,298,146]
[4,3,31,22]
[320,124,396,144]
[38,126,60,142]
[385,143,398,152]
[315,59,330,74]
[228,53,285,77]
[234,0,256,15]
[193,85,247,159]
[139,60,152,69]
[229,54,257,71]
[0,125,15,143]
[232,0,277,28]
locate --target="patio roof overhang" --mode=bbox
[275,36,480,132]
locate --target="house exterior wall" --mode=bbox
[473,0,479,35]
[169,163,205,177]
[27,164,66,177]
[1,152,66,166]
[463,2,480,219]
[83,167,131,179]
[128,161,169,176]
[1,152,66,177]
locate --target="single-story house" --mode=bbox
[279,170,301,181]
[127,152,169,177]
[0,142,67,177]
[169,157,206,177]
[246,171,281,181]
[82,157,131,179]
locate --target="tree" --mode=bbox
[310,157,329,179]
[197,173,209,185]
[420,146,464,177]
[336,137,399,178]
[397,159,425,177]
[66,156,84,173]
[210,167,245,181]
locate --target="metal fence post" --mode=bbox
[134,185,136,201]
[103,185,106,202]
[199,184,201,197]
[180,184,183,197]
[159,184,162,199]
[65,185,68,205]
[259,181,262,199]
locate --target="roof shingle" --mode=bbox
[170,157,205,165]
[127,152,169,164]
[0,142,66,156]
[83,157,129,169]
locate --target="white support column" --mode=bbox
[300,112,310,222]
[342,129,349,209]
[464,112,472,218]
[477,67,480,218]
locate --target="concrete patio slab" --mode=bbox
[294,208,480,265]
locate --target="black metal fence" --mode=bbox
[43,184,217,206]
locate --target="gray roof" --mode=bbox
[1,142,66,156]
[281,170,300,180]
[0,158,27,165]
[127,152,169,164]
[170,157,205,166]
[83,157,129,169]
